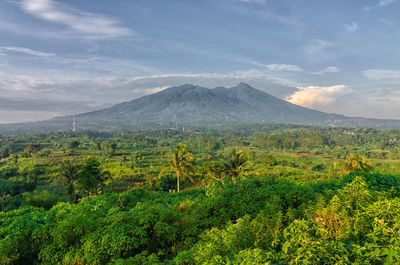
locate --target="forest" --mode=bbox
[2,124,400,264]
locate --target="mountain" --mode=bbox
[1,83,400,134]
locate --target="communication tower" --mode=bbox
[72,112,76,132]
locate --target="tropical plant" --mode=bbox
[336,153,374,174]
[223,150,248,183]
[59,160,79,203]
[78,157,111,198]
[159,144,195,192]
[204,162,228,184]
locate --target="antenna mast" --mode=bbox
[72,112,76,132]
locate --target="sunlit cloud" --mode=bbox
[133,86,169,95]
[286,85,349,109]
[18,0,132,39]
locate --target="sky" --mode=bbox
[1,0,400,123]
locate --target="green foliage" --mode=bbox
[223,149,248,183]
[23,143,42,157]
[0,146,10,159]
[59,159,79,203]
[336,153,374,174]
[2,126,400,264]
[78,156,110,197]
[159,144,195,192]
[264,154,277,166]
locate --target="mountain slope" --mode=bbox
[1,83,400,134]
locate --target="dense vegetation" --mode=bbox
[2,124,400,264]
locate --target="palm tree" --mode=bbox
[336,153,374,174]
[159,143,195,192]
[223,150,248,183]
[204,162,227,184]
[59,160,79,203]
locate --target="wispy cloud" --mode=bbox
[0,46,55,57]
[230,2,300,26]
[243,60,304,72]
[312,66,340,75]
[239,0,266,5]
[0,70,298,103]
[302,40,335,62]
[286,85,349,109]
[345,21,358,32]
[363,0,397,11]
[378,0,397,7]
[266,64,303,72]
[363,69,400,80]
[18,0,132,39]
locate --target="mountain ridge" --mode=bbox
[1,83,400,134]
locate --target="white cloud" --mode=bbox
[0,46,55,57]
[363,69,400,80]
[133,86,169,95]
[379,0,396,7]
[19,0,132,39]
[0,69,298,102]
[363,0,396,11]
[345,21,358,32]
[312,66,340,75]
[286,85,349,109]
[302,40,335,62]
[266,64,303,72]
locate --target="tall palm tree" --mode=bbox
[223,150,248,183]
[159,143,195,192]
[59,159,79,203]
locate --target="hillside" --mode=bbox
[1,83,400,134]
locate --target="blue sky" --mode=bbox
[1,0,400,123]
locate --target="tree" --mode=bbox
[264,154,277,167]
[59,160,79,203]
[0,147,10,159]
[107,141,118,156]
[24,144,41,157]
[223,150,248,184]
[69,140,80,149]
[159,144,195,192]
[131,151,145,169]
[336,153,374,174]
[204,162,228,184]
[78,157,110,198]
